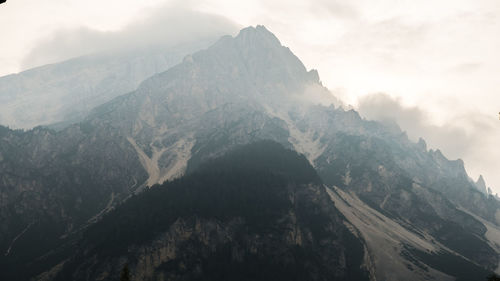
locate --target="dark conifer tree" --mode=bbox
[120,264,130,281]
[487,274,500,281]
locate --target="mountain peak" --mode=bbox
[235,25,319,85]
[475,175,488,194]
[236,25,280,43]
[187,25,320,97]
[417,137,427,151]
[212,25,281,51]
[238,25,271,34]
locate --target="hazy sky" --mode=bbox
[1,0,499,193]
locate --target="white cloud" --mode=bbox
[19,1,239,70]
[0,0,238,75]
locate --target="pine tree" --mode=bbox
[487,274,500,281]
[120,264,130,281]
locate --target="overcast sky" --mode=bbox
[1,0,499,193]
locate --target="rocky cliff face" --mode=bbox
[0,25,499,281]
[0,124,148,280]
[475,175,489,194]
[47,142,370,281]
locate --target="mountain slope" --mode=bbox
[83,25,336,187]
[49,141,369,281]
[0,124,147,280]
[327,186,496,281]
[0,40,213,129]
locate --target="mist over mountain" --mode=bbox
[357,92,500,198]
[0,25,499,281]
[0,41,211,129]
[0,1,238,129]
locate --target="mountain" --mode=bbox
[475,175,489,194]
[49,141,369,281]
[0,25,499,281]
[0,124,148,280]
[0,40,214,129]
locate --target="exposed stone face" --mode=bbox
[82,187,365,281]
[0,124,148,280]
[475,175,489,194]
[48,142,368,281]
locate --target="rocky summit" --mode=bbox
[0,26,499,281]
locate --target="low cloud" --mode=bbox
[357,92,500,193]
[21,1,239,70]
[357,93,471,155]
